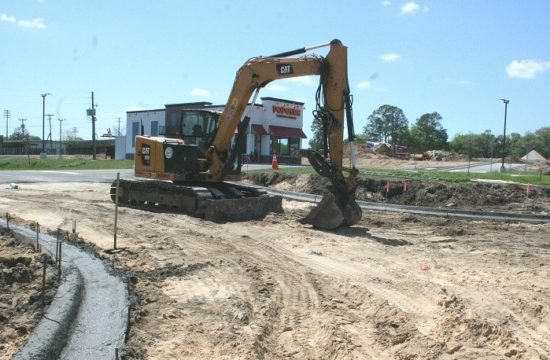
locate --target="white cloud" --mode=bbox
[0,12,46,29]
[356,81,372,89]
[401,2,420,14]
[506,59,550,79]
[381,0,391,6]
[380,53,400,62]
[0,13,16,23]
[17,18,46,29]
[190,88,211,96]
[265,84,287,92]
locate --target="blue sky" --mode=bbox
[1,0,549,142]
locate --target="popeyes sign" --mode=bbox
[272,105,301,118]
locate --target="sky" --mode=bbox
[1,0,549,142]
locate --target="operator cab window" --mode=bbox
[181,111,218,149]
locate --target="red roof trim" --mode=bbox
[269,125,307,138]
[251,124,267,135]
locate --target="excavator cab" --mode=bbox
[165,109,219,154]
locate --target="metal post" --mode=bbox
[114,172,120,249]
[58,240,62,278]
[499,99,509,173]
[35,222,40,251]
[5,212,9,231]
[56,229,60,262]
[42,257,47,307]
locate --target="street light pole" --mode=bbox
[58,118,64,159]
[41,93,51,156]
[499,99,509,173]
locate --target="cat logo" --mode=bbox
[277,64,294,75]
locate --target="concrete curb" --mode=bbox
[2,223,129,359]
[13,267,84,360]
[4,225,85,360]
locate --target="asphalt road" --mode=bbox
[436,161,526,173]
[0,164,277,184]
[0,169,134,184]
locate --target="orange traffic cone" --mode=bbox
[271,154,279,170]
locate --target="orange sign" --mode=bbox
[272,105,300,118]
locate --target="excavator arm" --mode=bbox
[208,39,362,229]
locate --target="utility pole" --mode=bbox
[117,117,122,136]
[46,114,54,152]
[91,92,97,160]
[3,110,10,138]
[18,118,27,136]
[498,99,510,173]
[58,118,64,159]
[41,93,51,157]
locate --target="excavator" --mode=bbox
[111,39,362,230]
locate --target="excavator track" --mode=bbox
[110,179,283,222]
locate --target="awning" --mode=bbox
[251,124,267,135]
[269,125,307,138]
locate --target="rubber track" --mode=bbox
[111,179,283,222]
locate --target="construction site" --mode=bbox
[1,152,549,359]
[1,34,549,359]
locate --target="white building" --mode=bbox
[123,97,307,164]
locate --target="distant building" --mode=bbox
[123,97,307,164]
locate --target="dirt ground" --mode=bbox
[0,230,57,360]
[0,178,549,359]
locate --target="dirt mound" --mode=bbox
[0,230,58,360]
[246,173,550,214]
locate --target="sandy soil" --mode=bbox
[1,181,549,359]
[0,230,57,360]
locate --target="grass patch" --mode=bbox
[0,157,134,170]
[246,166,549,185]
[360,168,549,185]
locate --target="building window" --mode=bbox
[271,137,300,157]
[151,121,158,136]
[132,122,139,147]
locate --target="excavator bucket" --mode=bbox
[300,151,363,230]
[300,193,362,230]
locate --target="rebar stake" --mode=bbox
[42,257,47,307]
[114,172,120,250]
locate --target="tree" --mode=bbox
[363,105,408,146]
[308,116,324,152]
[513,127,550,159]
[450,130,496,158]
[408,112,448,152]
[8,126,40,141]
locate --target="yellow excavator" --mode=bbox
[111,39,362,229]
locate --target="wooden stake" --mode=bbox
[114,172,120,250]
